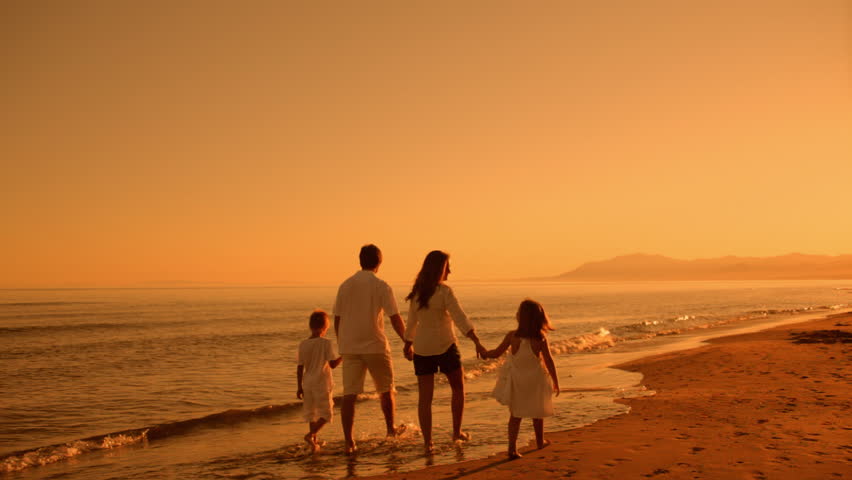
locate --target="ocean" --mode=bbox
[1,280,850,479]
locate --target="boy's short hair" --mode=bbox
[309,310,328,329]
[359,244,382,270]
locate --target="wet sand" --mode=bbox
[367,313,852,480]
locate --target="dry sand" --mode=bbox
[367,313,852,480]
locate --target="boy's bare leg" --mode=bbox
[304,417,328,452]
[342,394,357,454]
[310,418,328,434]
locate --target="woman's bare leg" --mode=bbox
[417,374,435,454]
[446,367,468,441]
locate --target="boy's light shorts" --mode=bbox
[302,387,334,423]
[342,352,394,395]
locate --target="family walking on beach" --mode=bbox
[295,244,560,459]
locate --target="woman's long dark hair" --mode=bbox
[405,250,449,310]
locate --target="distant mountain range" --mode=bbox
[551,253,852,281]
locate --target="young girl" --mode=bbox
[482,299,560,459]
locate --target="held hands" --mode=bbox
[403,341,414,361]
[466,330,488,360]
[297,387,304,399]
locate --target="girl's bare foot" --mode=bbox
[424,441,435,455]
[452,431,470,443]
[508,450,522,460]
[537,439,551,449]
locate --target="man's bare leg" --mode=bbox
[342,394,357,454]
[380,390,397,437]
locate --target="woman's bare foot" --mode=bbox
[344,441,358,455]
[508,450,522,460]
[424,441,435,455]
[452,431,470,443]
[537,439,551,449]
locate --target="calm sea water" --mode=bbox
[1,280,850,479]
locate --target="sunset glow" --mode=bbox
[2,2,850,287]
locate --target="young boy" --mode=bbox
[297,310,342,452]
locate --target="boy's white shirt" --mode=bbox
[297,336,338,392]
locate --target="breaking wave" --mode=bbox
[0,404,303,473]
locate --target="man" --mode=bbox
[333,244,406,454]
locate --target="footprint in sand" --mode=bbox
[643,468,670,477]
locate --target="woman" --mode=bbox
[403,250,486,454]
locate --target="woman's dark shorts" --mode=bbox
[413,343,462,376]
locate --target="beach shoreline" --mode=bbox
[366,312,852,480]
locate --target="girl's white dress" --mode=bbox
[492,337,554,418]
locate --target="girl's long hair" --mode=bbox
[405,250,449,310]
[515,299,554,339]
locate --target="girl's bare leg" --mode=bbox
[508,415,522,459]
[533,418,549,448]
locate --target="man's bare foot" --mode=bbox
[387,423,407,439]
[424,441,435,456]
[452,431,470,443]
[537,439,551,449]
[508,450,522,460]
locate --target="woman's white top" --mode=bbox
[404,284,474,356]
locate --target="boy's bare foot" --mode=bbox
[537,439,551,449]
[304,433,319,453]
[452,431,470,443]
[508,450,522,460]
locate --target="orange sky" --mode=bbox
[2,2,850,288]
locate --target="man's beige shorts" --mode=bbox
[342,352,394,395]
